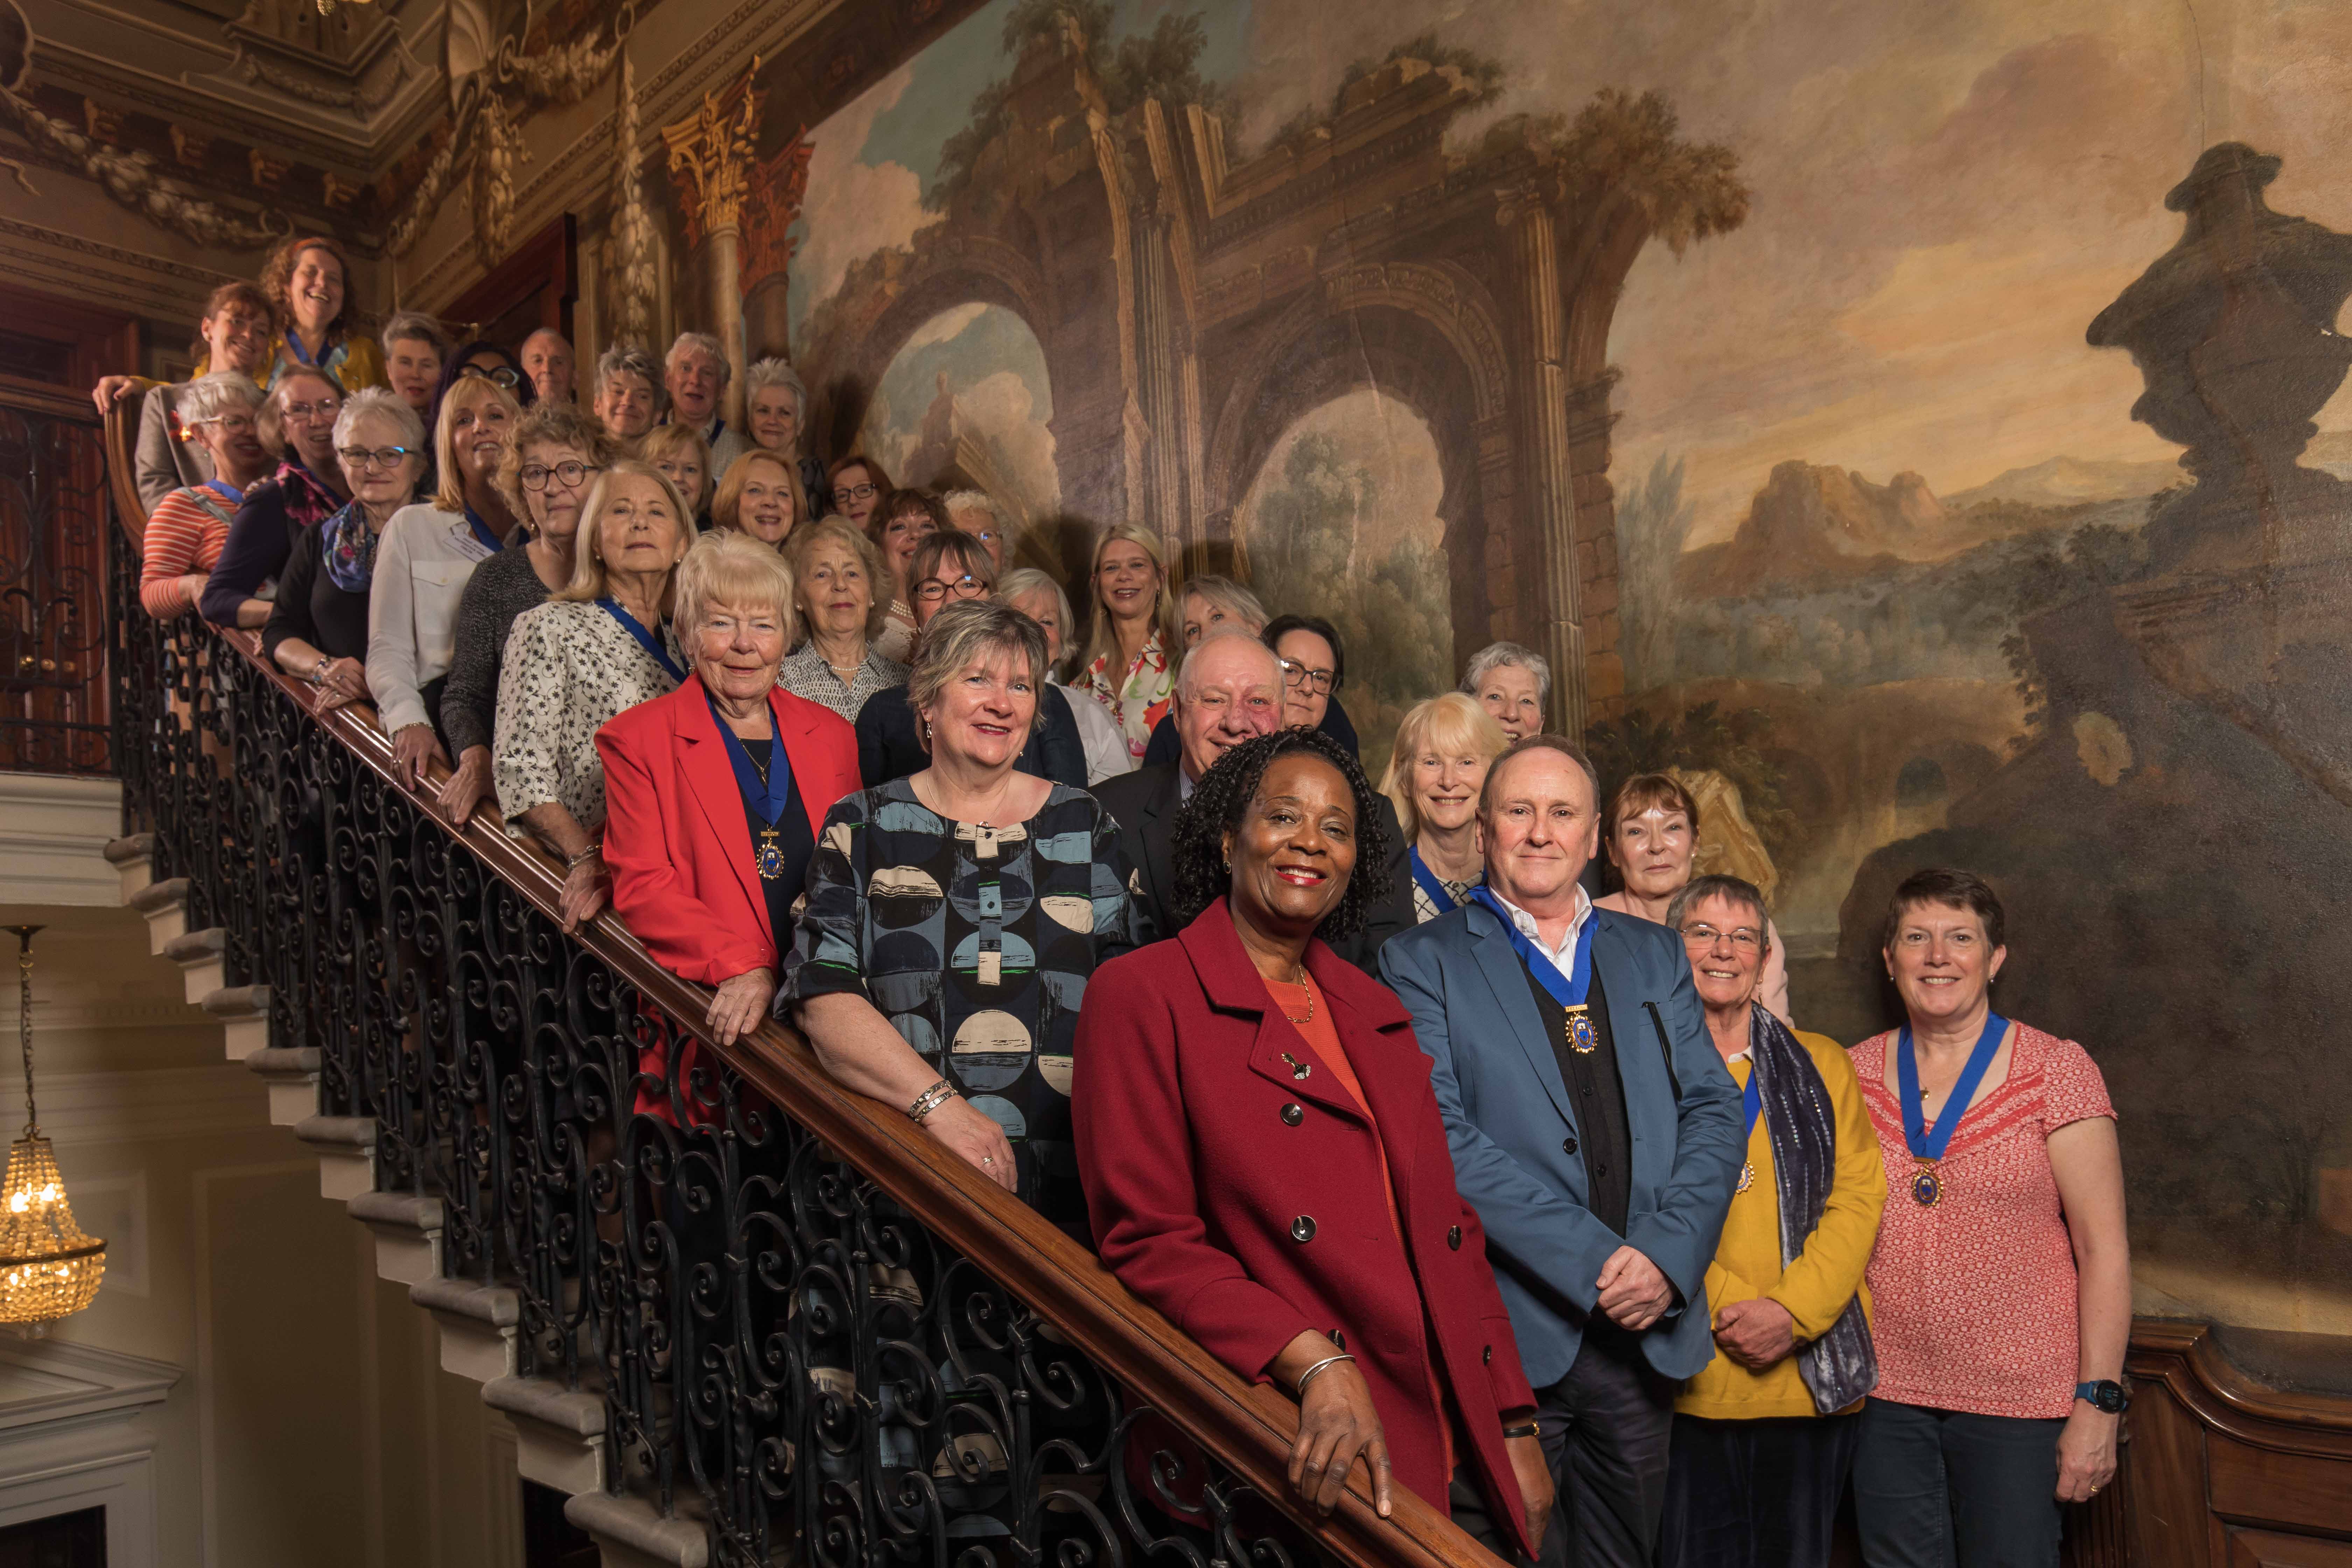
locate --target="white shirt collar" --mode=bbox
[1484,883,1592,974]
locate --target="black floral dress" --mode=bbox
[781,778,1143,1230]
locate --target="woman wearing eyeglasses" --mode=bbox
[368,375,523,791]
[852,531,1087,788]
[263,390,427,708]
[1263,614,1363,760]
[139,373,275,623]
[862,480,935,666]
[198,368,354,629]
[437,402,618,825]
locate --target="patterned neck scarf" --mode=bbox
[318,499,379,593]
[276,459,343,532]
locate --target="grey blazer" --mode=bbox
[135,383,211,513]
[1379,899,1744,1385]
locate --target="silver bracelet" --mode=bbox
[907,1078,959,1124]
[1294,1352,1354,1397]
[564,845,602,871]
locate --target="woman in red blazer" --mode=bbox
[599,532,861,1119]
[1073,728,1554,1560]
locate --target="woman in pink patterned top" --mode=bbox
[1074,524,1178,760]
[1848,869,2129,1568]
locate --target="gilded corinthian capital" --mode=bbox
[660,57,762,244]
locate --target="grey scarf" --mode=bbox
[1748,1003,1878,1413]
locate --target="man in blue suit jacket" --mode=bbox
[1382,736,1742,1568]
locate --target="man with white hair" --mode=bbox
[664,331,750,479]
[1463,640,1552,740]
[1092,628,1416,971]
[518,328,575,404]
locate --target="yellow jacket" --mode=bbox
[1676,1027,1885,1420]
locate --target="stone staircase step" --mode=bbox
[204,984,273,1061]
[411,1275,521,1384]
[104,834,155,900]
[127,876,188,954]
[484,1373,607,1494]
[244,1044,319,1126]
[159,926,226,1004]
[347,1189,444,1284]
[564,1486,709,1568]
[292,1113,376,1202]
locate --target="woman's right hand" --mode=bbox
[91,375,139,416]
[919,1096,1017,1192]
[1290,1357,1392,1519]
[313,657,368,712]
[438,747,494,825]
[556,853,608,932]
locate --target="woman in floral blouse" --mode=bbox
[1074,524,1180,762]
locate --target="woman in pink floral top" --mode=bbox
[1074,524,1178,760]
[1848,869,2129,1568]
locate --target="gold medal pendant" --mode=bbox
[755,826,786,880]
[1910,1160,1944,1208]
[1564,1004,1598,1054]
[1735,1161,1754,1194]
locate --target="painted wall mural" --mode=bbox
[616,0,2352,1343]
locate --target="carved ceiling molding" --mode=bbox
[30,44,377,169]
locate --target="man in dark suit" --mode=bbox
[1093,629,1415,974]
[1380,735,1744,1568]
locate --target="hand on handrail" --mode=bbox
[390,722,450,792]
[310,657,369,712]
[705,966,777,1048]
[439,746,496,826]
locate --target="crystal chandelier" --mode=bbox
[0,928,103,1327]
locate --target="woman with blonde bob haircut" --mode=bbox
[1075,523,1181,763]
[712,448,807,548]
[777,516,904,721]
[494,460,692,931]
[639,422,714,527]
[1379,693,1511,923]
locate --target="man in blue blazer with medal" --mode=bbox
[1380,735,1743,1568]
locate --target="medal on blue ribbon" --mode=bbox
[708,694,793,880]
[462,504,506,555]
[598,598,687,682]
[1467,886,1600,1051]
[1407,846,1471,916]
[1896,1011,2008,1206]
[1736,1065,1763,1192]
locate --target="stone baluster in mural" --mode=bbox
[662,60,762,426]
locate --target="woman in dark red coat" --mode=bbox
[598,532,862,1116]
[1073,728,1555,1559]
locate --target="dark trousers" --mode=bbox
[1449,1466,1531,1564]
[1527,1326,1678,1568]
[1851,1398,2065,1568]
[1659,1411,1860,1568]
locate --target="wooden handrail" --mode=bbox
[103,382,151,552]
[106,397,1508,1568]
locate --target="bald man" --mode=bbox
[519,328,575,404]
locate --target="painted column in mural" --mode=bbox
[662,61,761,425]
[1498,176,1588,740]
[740,132,813,364]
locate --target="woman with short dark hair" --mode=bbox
[1848,868,2128,1567]
[1076,727,1552,1556]
[1596,772,1792,1024]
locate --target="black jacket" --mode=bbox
[1090,760,1415,978]
[854,682,1089,789]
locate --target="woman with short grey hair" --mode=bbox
[744,357,827,511]
[380,311,449,420]
[593,343,664,443]
[778,516,904,721]
[139,373,274,620]
[1460,640,1551,741]
[782,597,1144,1229]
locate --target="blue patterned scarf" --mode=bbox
[318,499,379,593]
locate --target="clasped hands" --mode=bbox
[1595,1245,1674,1332]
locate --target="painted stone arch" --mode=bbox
[1204,259,1516,670]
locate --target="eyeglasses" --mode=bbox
[192,414,258,434]
[337,445,416,472]
[458,363,523,389]
[914,575,986,602]
[282,397,341,422]
[520,460,600,491]
[1679,923,1764,952]
[1279,658,1336,694]
[832,482,878,504]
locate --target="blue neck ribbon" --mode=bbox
[285,331,316,366]
[597,598,686,682]
[1742,1062,1763,1142]
[1467,885,1595,1009]
[200,478,246,507]
[1407,846,1472,914]
[462,504,505,554]
[708,693,791,826]
[1896,1011,2009,1161]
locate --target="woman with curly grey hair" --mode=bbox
[1074,726,1554,1558]
[780,599,1142,1235]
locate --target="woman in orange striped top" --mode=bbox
[139,373,275,622]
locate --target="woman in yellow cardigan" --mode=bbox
[1659,874,1884,1568]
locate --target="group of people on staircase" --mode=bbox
[102,243,2130,1568]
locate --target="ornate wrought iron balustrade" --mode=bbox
[104,532,1498,1568]
[1,395,111,774]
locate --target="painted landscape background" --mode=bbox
[714,0,2352,1343]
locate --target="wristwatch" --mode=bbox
[2074,1379,2128,1414]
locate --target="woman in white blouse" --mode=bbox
[996,566,1133,786]
[368,374,524,789]
[493,461,691,931]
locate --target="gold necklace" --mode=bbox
[1280,967,1314,1026]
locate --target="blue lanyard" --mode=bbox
[708,417,726,443]
[1742,1062,1763,1142]
[1896,1012,2008,1161]
[708,693,791,825]
[596,598,685,682]
[286,331,317,367]
[200,478,245,507]
[462,505,504,554]
[1467,886,1594,1008]
[1407,846,1469,913]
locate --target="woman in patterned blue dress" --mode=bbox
[780,599,1144,1233]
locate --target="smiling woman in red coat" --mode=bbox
[598,531,861,1117]
[1073,728,1555,1559]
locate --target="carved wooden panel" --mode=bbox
[2225,1531,2352,1568]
